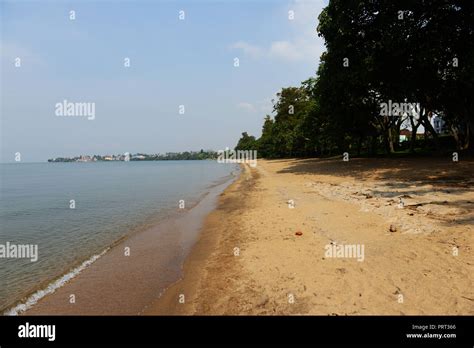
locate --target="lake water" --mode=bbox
[0,161,237,312]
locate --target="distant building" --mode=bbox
[432,115,446,134]
[402,113,448,137]
[399,128,411,142]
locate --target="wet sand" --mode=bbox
[145,157,474,315]
[22,177,237,315]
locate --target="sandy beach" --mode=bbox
[145,157,474,315]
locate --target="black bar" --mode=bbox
[0,316,472,346]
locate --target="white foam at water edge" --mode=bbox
[4,247,110,316]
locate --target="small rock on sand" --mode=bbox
[389,224,398,232]
[256,295,269,307]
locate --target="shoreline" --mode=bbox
[13,169,239,315]
[10,157,473,315]
[143,164,256,314]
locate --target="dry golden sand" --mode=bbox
[145,157,474,315]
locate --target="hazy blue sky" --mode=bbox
[1,0,326,162]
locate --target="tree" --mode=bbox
[235,132,258,151]
[236,0,474,157]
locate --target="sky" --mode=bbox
[0,0,327,162]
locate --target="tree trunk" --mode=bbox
[409,116,419,153]
[420,111,439,149]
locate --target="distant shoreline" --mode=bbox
[47,150,219,162]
